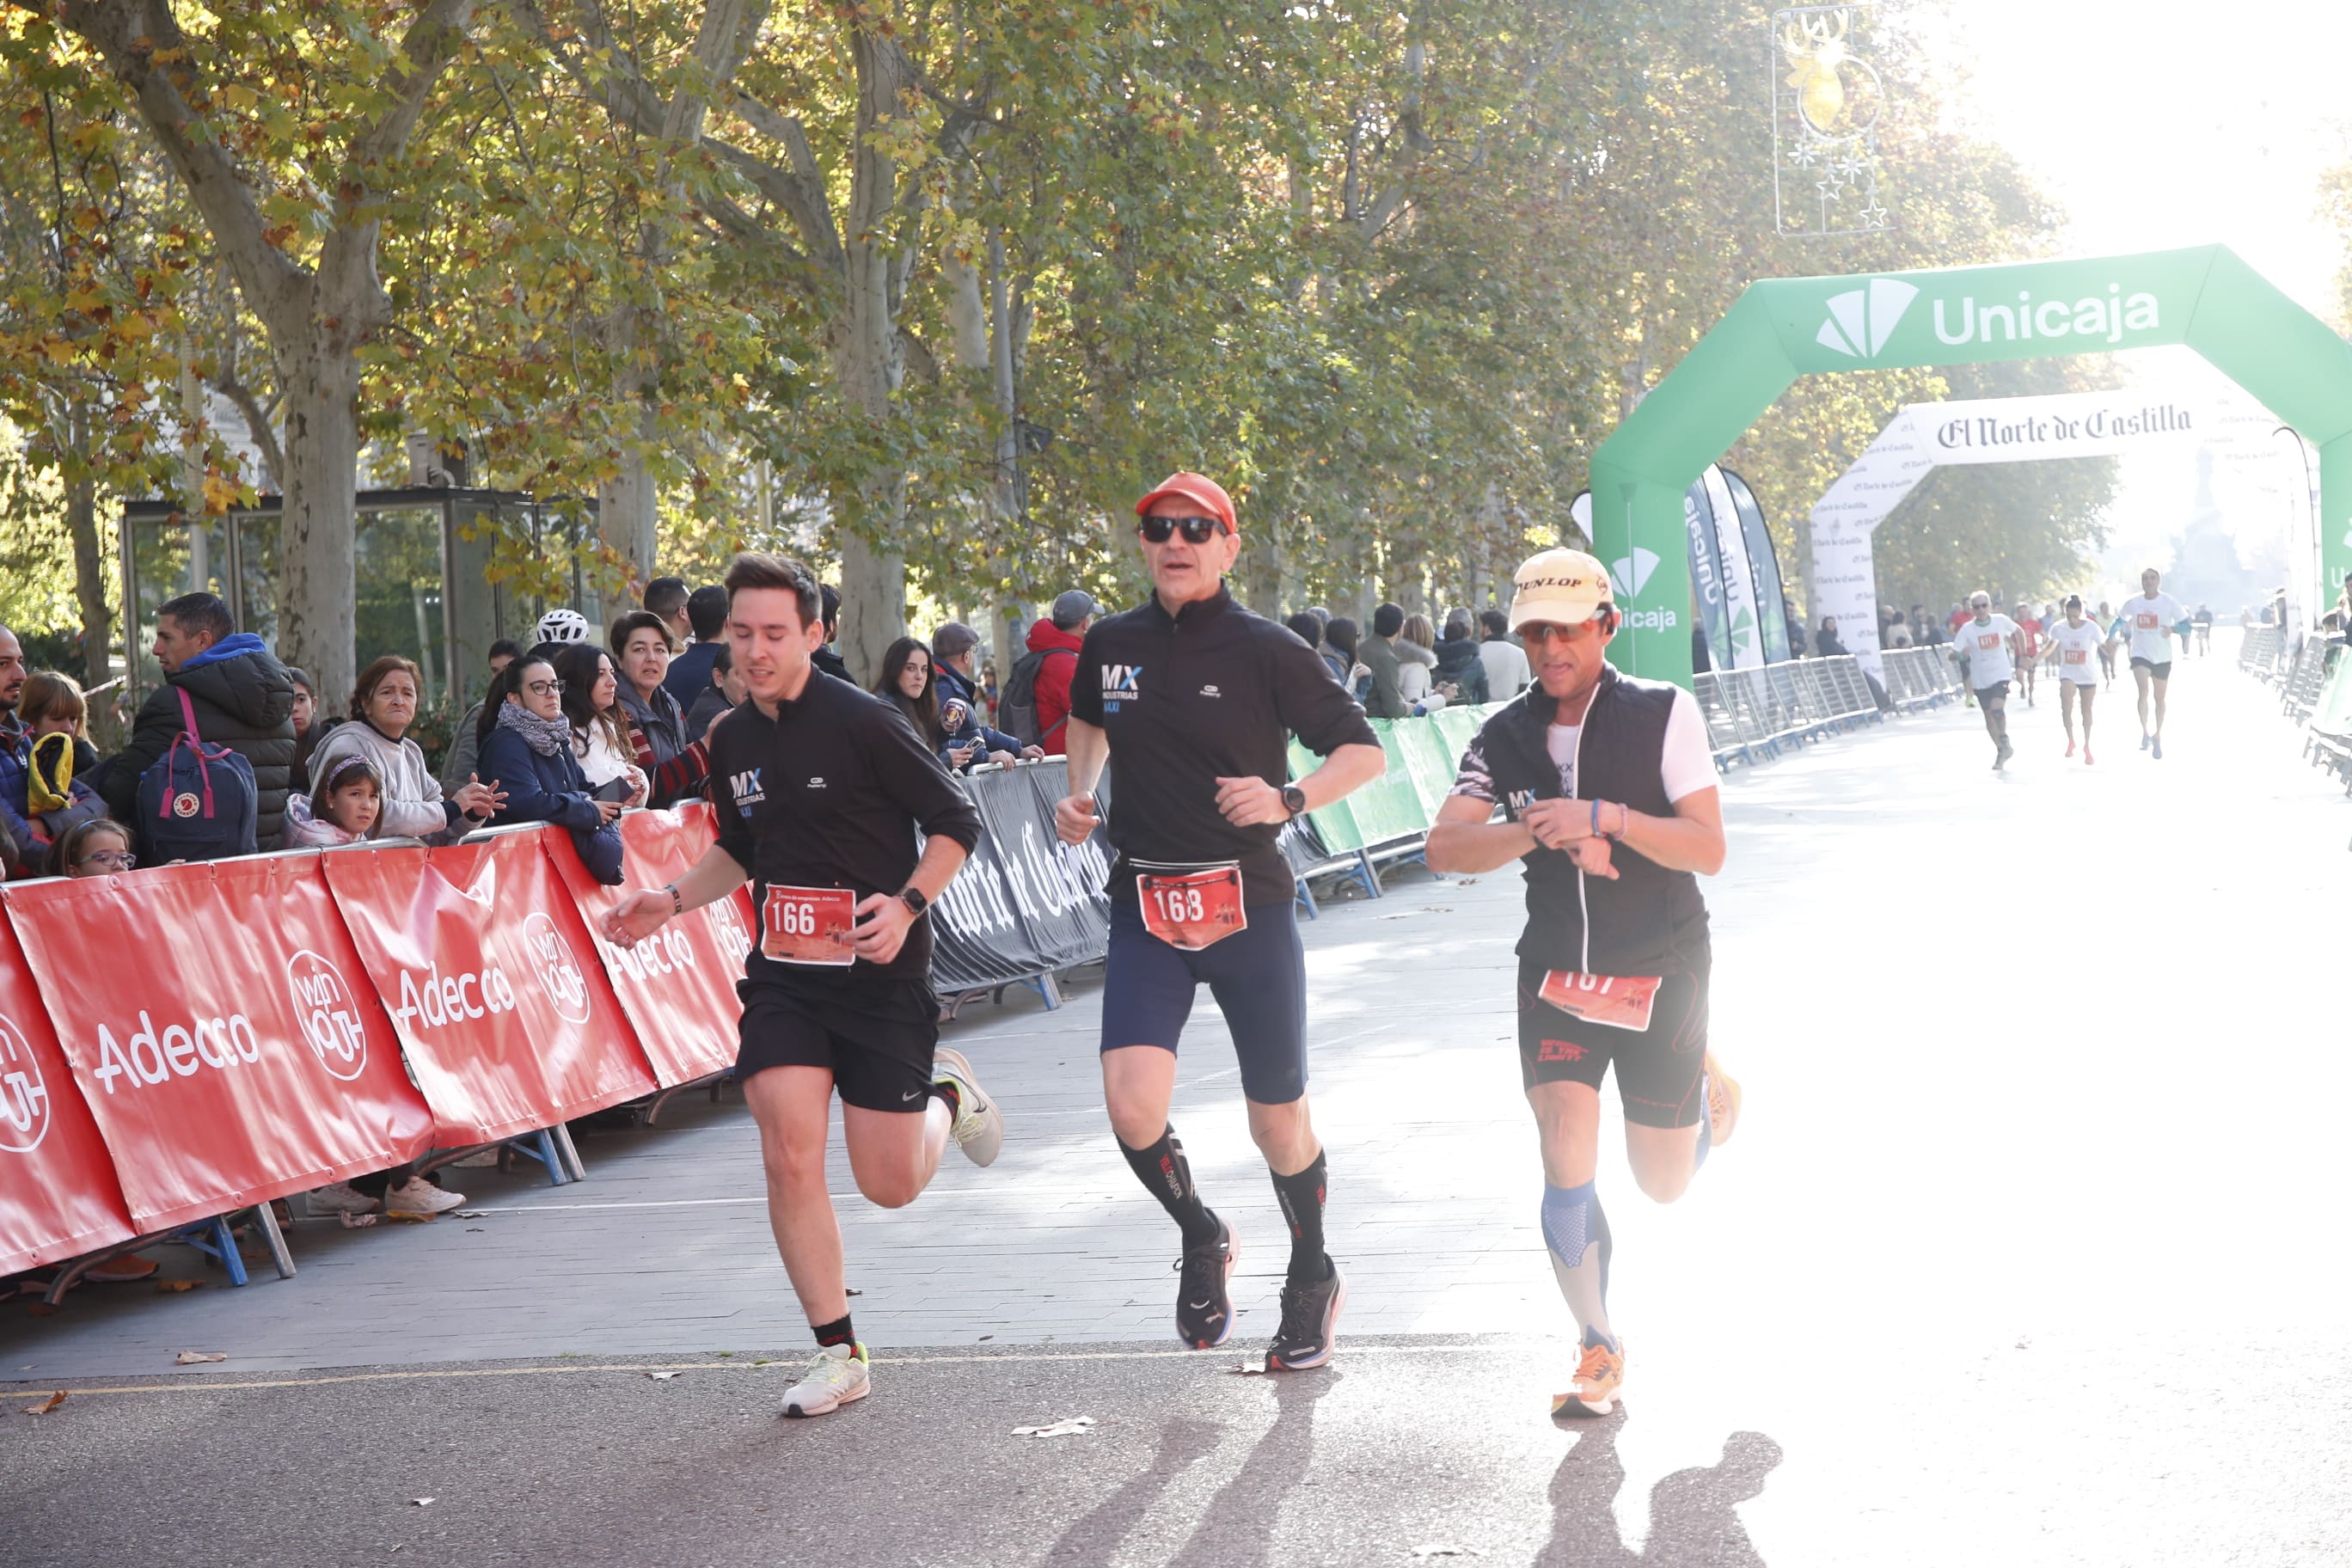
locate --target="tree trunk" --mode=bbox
[64,401,113,738]
[277,340,363,708]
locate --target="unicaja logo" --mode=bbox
[1816,279,1919,359]
[1609,547,1660,599]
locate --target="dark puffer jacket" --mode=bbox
[98,634,298,846]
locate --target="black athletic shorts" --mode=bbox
[1516,959,1708,1129]
[1099,897,1308,1105]
[1974,680,2010,703]
[736,967,940,1112]
[2129,656,2172,681]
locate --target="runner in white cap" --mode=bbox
[2046,595,2104,763]
[1425,548,1735,1419]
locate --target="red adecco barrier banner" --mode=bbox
[0,912,137,1273]
[5,856,436,1233]
[548,804,750,1087]
[322,830,657,1142]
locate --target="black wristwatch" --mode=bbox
[1280,784,1308,820]
[897,886,929,918]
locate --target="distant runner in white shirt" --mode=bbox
[2116,567,2187,759]
[1950,591,2023,770]
[2047,595,2104,765]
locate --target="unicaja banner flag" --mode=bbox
[1719,468,1793,663]
[550,804,749,1088]
[322,830,658,1143]
[5,857,434,1232]
[1700,465,1764,669]
[0,910,137,1273]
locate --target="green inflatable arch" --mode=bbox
[1588,245,2352,687]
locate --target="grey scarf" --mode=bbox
[495,699,573,758]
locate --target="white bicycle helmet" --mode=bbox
[535,608,591,646]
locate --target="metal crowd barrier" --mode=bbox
[2239,624,2282,677]
[1692,654,1944,770]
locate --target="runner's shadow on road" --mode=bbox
[1540,1412,1781,1567]
[1165,1370,1337,1568]
[1044,1416,1223,1565]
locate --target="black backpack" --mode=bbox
[137,687,259,863]
[997,647,1063,747]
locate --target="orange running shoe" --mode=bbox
[1552,1337,1626,1418]
[1704,1053,1742,1149]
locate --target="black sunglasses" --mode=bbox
[1138,515,1230,545]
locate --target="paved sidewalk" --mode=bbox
[9,646,2352,1565]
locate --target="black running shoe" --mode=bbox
[1265,1261,1347,1371]
[1174,1216,1238,1349]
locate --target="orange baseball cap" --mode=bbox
[1134,471,1237,533]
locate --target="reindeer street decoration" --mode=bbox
[1772,4,1892,237]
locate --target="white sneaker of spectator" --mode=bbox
[309,1181,380,1216]
[384,1178,466,1216]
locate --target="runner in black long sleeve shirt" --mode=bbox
[1054,471,1387,1373]
[601,554,1004,1421]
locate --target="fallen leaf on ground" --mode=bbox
[1012,1416,1095,1438]
[410,1498,434,1507]
[155,1278,201,1293]
[451,1210,487,1219]
[646,1371,682,1381]
[1412,1547,1482,1559]
[381,1210,435,1224]
[21,1390,67,1416]
[338,1211,377,1229]
[174,1351,227,1365]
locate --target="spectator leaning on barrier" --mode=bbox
[873,635,944,745]
[1479,609,1531,698]
[930,621,983,712]
[1813,616,1848,658]
[282,755,387,848]
[1324,616,1368,698]
[477,652,625,882]
[5,670,107,865]
[1360,603,1410,718]
[309,655,502,842]
[611,609,712,808]
[1436,609,1491,705]
[684,642,742,736]
[96,591,298,847]
[554,644,648,806]
[438,637,523,798]
[662,585,729,712]
[51,814,134,879]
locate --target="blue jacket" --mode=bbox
[477,725,622,882]
[662,640,725,713]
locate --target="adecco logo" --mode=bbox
[389,958,518,1031]
[0,1012,51,1153]
[90,1010,263,1094]
[601,923,697,984]
[523,912,592,1025]
[706,896,752,968]
[1816,278,1919,359]
[286,949,368,1082]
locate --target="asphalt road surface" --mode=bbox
[8,643,2349,1566]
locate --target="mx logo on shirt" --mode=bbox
[1099,663,1141,711]
[731,768,765,815]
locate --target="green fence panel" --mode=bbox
[1351,724,1440,842]
[1289,738,1367,851]
[1287,703,1512,854]
[1386,718,1461,819]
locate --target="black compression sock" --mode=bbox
[1271,1152,1331,1283]
[1118,1125,1222,1248]
[812,1314,855,1350]
[929,1079,960,1116]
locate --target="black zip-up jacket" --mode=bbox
[1450,665,1709,976]
[1070,584,1377,905]
[709,670,982,982]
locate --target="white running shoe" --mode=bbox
[308,1181,379,1216]
[931,1046,1005,1167]
[384,1177,466,1216]
[781,1342,870,1418]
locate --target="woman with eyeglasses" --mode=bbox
[307,655,504,843]
[475,654,624,881]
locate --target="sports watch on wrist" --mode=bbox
[1280,784,1308,820]
[897,886,929,918]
